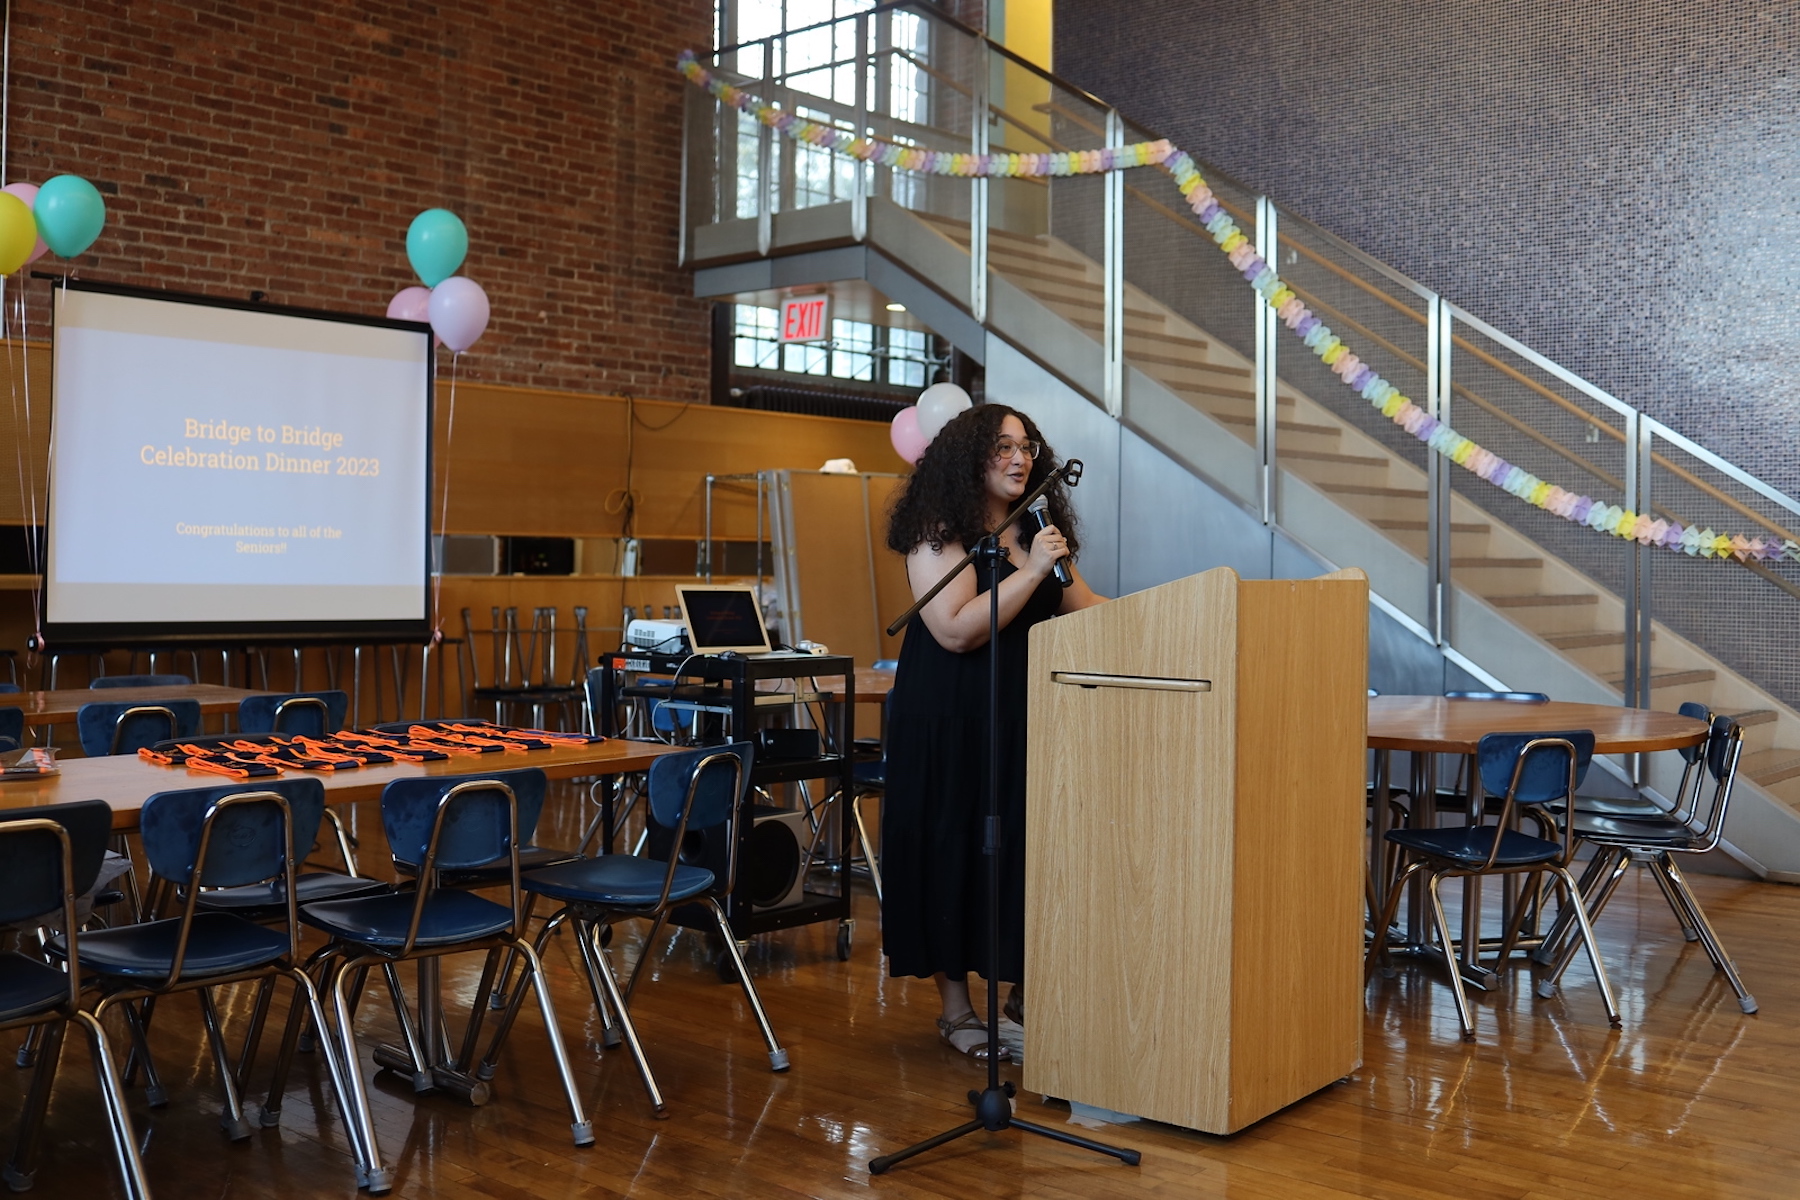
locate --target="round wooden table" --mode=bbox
[1366,696,1709,983]
[1368,696,1709,755]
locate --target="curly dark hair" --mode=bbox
[886,404,1081,559]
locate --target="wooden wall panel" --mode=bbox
[0,343,52,526]
[432,382,907,539]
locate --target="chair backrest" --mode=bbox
[0,706,21,752]
[238,690,349,737]
[1687,716,1745,847]
[1476,729,1595,804]
[648,742,754,833]
[140,777,325,889]
[1446,690,1550,703]
[0,682,19,694]
[91,674,193,689]
[0,799,112,926]
[380,767,546,871]
[77,699,203,757]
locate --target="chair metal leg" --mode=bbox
[1493,870,1543,966]
[1657,856,1757,1013]
[1543,866,1622,1026]
[1365,858,1427,982]
[73,1013,151,1200]
[574,919,665,1116]
[3,1021,65,1191]
[198,987,254,1140]
[378,962,434,1091]
[513,937,594,1146]
[118,999,168,1107]
[1544,849,1632,994]
[475,915,564,1078]
[234,977,277,1094]
[13,1023,39,1070]
[851,791,883,903]
[322,806,361,876]
[1427,873,1478,1040]
[453,950,503,1072]
[624,910,670,1003]
[1647,853,1701,942]
[332,958,394,1193]
[707,898,788,1071]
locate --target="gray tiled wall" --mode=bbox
[1055,0,1800,498]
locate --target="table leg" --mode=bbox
[1370,749,1392,919]
[1458,770,1500,989]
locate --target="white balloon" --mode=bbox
[915,382,972,439]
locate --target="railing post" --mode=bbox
[1427,294,1451,646]
[1103,111,1125,419]
[968,39,988,324]
[851,13,868,243]
[756,38,774,257]
[1623,409,1651,715]
[1253,195,1278,525]
[1637,422,1654,713]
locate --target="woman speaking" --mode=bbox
[881,404,1107,1060]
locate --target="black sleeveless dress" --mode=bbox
[880,556,1064,982]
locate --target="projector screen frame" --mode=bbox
[40,277,437,649]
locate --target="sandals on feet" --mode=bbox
[937,1011,1010,1062]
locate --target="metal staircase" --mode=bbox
[679,3,1800,873]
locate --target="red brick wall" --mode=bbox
[6,0,715,400]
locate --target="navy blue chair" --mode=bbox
[237,690,350,738]
[1537,716,1755,1013]
[0,706,22,753]
[236,691,358,871]
[91,674,193,689]
[299,769,592,1190]
[1367,730,1619,1040]
[487,744,787,1116]
[0,801,148,1198]
[76,699,202,757]
[0,683,18,695]
[64,781,358,1176]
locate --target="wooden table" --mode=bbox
[0,684,273,728]
[0,737,680,829]
[1366,697,1710,983]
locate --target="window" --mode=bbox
[732,306,937,390]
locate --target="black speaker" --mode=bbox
[646,803,808,910]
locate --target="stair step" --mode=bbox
[1486,593,1599,608]
[1604,668,1717,690]
[1373,519,1490,535]
[1545,630,1652,650]
[1162,378,1259,405]
[1215,412,1340,438]
[1280,448,1389,469]
[1729,709,1779,728]
[1129,348,1232,370]
[1320,483,1428,500]
[1451,556,1542,570]
[1743,748,1800,787]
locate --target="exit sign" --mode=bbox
[780,294,831,343]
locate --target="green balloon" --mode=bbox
[406,208,468,287]
[34,175,106,259]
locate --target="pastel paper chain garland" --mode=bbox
[679,51,1800,566]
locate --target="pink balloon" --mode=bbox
[889,405,929,465]
[427,276,490,353]
[1,183,47,264]
[386,284,431,322]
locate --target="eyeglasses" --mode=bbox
[991,438,1042,462]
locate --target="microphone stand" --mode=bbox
[868,458,1140,1175]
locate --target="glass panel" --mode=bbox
[1447,317,1632,695]
[864,8,979,229]
[982,80,1108,401]
[1648,435,1800,736]
[1119,120,1258,427]
[1273,215,1432,627]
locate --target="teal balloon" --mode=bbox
[34,175,106,258]
[406,208,468,287]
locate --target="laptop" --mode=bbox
[675,584,805,657]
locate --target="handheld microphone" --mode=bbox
[1026,495,1073,588]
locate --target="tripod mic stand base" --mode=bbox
[867,1082,1142,1175]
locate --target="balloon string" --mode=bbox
[17,278,43,652]
[3,276,30,658]
[431,351,459,643]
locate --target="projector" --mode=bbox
[626,618,688,652]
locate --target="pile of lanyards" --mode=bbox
[138,723,603,779]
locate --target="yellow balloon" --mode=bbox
[0,193,34,276]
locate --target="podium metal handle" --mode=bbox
[1050,671,1211,692]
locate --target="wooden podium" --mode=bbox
[1023,566,1367,1134]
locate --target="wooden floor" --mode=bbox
[15,784,1800,1198]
